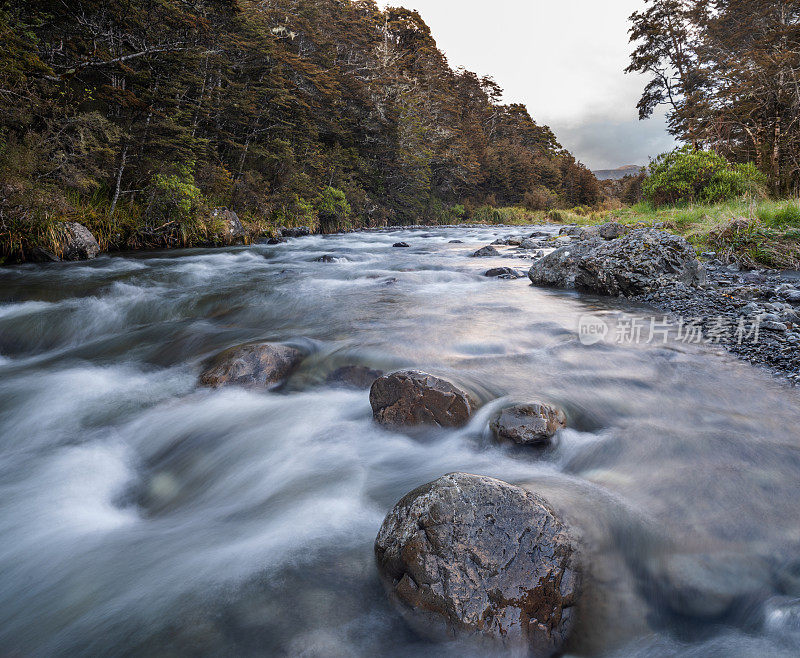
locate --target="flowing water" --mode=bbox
[1,227,800,657]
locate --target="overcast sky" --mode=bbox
[380,0,677,170]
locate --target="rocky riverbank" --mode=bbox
[472,223,800,385]
[632,262,800,385]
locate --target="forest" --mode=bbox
[628,0,800,196]
[0,0,598,261]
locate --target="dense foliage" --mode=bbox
[627,0,800,195]
[643,146,766,206]
[0,0,598,260]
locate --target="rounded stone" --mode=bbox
[369,370,477,428]
[484,267,521,279]
[61,222,100,260]
[199,342,303,388]
[375,473,580,653]
[490,402,567,445]
[472,245,501,257]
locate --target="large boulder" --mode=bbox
[527,240,600,289]
[61,222,100,260]
[528,229,705,296]
[370,370,477,428]
[490,402,567,446]
[199,342,303,388]
[375,473,580,654]
[210,208,246,245]
[576,229,706,296]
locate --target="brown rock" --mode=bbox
[326,365,384,390]
[490,402,567,446]
[199,342,303,388]
[369,370,477,428]
[375,473,580,654]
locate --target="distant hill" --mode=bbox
[592,165,645,181]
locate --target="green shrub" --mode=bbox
[149,161,202,223]
[701,163,766,203]
[274,194,316,228]
[643,147,765,207]
[314,186,351,232]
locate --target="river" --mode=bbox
[1,226,799,656]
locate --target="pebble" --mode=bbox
[634,264,800,384]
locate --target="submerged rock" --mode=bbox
[528,229,705,296]
[199,342,303,388]
[484,267,522,279]
[471,245,501,257]
[316,254,342,263]
[490,402,567,445]
[646,552,771,619]
[369,370,477,428]
[375,473,580,654]
[326,365,384,390]
[393,242,410,248]
[61,222,100,261]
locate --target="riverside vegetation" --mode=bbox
[0,0,599,263]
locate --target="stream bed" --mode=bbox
[1,226,800,656]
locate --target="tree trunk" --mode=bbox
[110,144,128,217]
[772,116,781,196]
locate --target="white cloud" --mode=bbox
[379,0,677,169]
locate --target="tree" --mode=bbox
[628,0,800,194]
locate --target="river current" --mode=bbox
[1,226,800,656]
